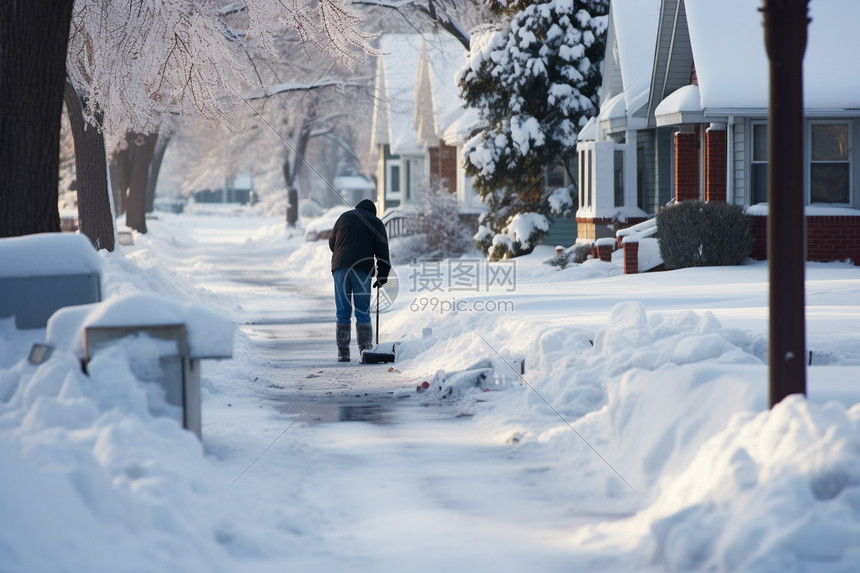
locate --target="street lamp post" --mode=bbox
[761,0,810,408]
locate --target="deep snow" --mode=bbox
[2,209,860,572]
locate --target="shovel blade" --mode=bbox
[360,343,396,364]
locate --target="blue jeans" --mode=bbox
[332,268,372,324]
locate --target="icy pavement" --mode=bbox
[147,214,644,571]
[6,211,858,572]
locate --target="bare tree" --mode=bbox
[63,80,115,250]
[1,0,376,238]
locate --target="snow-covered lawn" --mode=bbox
[2,212,860,572]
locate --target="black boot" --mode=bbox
[356,323,373,354]
[336,323,351,362]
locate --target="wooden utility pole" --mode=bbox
[762,0,809,407]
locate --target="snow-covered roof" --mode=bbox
[685,0,860,111]
[610,0,662,113]
[577,116,598,142]
[372,34,468,156]
[442,107,479,146]
[233,173,253,190]
[423,37,468,139]
[600,92,626,121]
[333,175,374,191]
[654,84,705,126]
[598,92,627,133]
[374,35,424,155]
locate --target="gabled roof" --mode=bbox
[371,35,423,155]
[599,0,662,118]
[684,0,860,112]
[370,34,467,156]
[644,0,695,125]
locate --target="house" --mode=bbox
[371,34,477,214]
[371,31,579,246]
[580,0,860,267]
[575,0,661,242]
[333,174,375,206]
[193,173,256,205]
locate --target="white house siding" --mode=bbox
[594,141,617,215]
[636,127,673,214]
[733,120,745,206]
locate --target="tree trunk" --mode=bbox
[125,133,158,233]
[145,134,170,213]
[63,79,115,252]
[109,145,131,216]
[0,0,75,237]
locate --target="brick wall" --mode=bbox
[429,146,440,181]
[705,129,727,202]
[675,131,698,202]
[429,140,458,191]
[749,215,860,264]
[623,241,639,274]
[576,216,648,241]
[596,242,613,262]
[750,215,768,259]
[439,141,457,190]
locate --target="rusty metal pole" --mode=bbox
[762,0,809,408]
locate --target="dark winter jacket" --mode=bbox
[329,199,391,279]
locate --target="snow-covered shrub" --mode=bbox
[548,185,575,216]
[299,198,324,219]
[486,212,549,260]
[544,243,592,269]
[390,179,475,261]
[656,200,753,270]
[389,234,433,262]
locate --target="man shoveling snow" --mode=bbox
[328,199,391,362]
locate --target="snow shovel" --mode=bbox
[360,285,396,364]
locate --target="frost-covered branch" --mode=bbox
[246,78,371,100]
[67,0,376,148]
[352,0,481,50]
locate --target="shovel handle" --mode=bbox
[375,285,380,346]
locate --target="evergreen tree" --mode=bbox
[458,0,608,256]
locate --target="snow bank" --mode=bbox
[392,295,860,569]
[641,396,860,571]
[45,293,234,360]
[0,233,101,277]
[2,213,860,572]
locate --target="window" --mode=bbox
[750,122,768,204]
[810,122,851,204]
[586,149,592,209]
[402,157,423,202]
[576,151,586,209]
[546,164,565,189]
[386,160,401,198]
[614,149,624,207]
[637,144,645,210]
[405,160,411,201]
